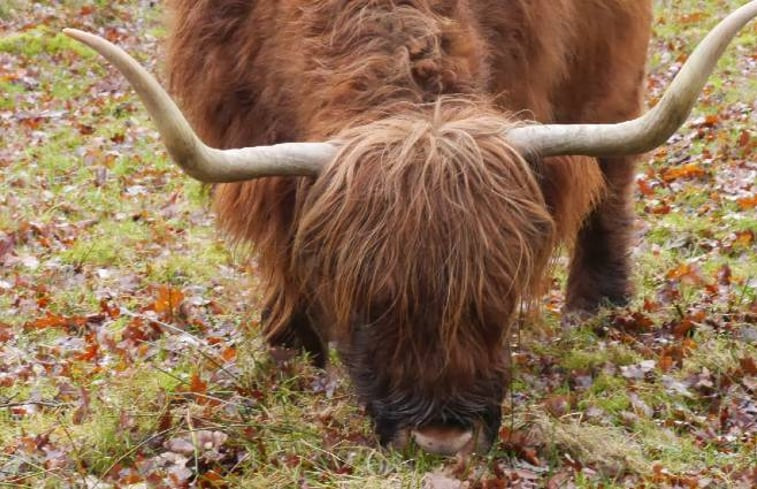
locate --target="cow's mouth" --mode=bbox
[389,420,488,457]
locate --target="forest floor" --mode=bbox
[1,0,756,487]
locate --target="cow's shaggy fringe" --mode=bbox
[285,101,555,371]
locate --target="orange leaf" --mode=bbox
[665,263,705,286]
[26,313,86,330]
[737,194,757,210]
[199,470,227,489]
[0,324,12,343]
[704,114,720,127]
[637,178,656,197]
[733,230,754,248]
[682,338,697,352]
[658,355,674,372]
[679,12,705,24]
[75,342,99,362]
[27,314,66,329]
[100,299,120,319]
[189,373,207,394]
[521,447,541,466]
[650,202,672,215]
[221,347,237,363]
[643,298,660,313]
[662,163,707,182]
[206,336,224,345]
[153,285,184,315]
[672,318,694,338]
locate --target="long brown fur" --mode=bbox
[164,0,652,446]
[295,100,554,367]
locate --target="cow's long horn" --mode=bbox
[506,0,757,158]
[63,28,336,181]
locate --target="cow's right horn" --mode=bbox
[63,28,336,182]
[506,0,757,159]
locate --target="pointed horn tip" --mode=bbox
[62,28,93,44]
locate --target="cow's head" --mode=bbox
[292,103,554,454]
[62,1,757,455]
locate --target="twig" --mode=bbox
[186,410,200,485]
[0,401,67,409]
[55,414,90,489]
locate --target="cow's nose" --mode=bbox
[411,425,475,456]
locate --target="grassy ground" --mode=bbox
[1,0,756,487]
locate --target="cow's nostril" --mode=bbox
[411,425,475,456]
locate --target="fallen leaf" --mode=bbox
[423,473,462,489]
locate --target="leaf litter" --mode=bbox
[1,0,757,487]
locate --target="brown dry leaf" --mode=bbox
[717,264,732,286]
[199,470,228,489]
[544,395,571,418]
[672,318,694,338]
[0,324,13,343]
[613,311,655,332]
[72,387,91,425]
[499,427,542,466]
[738,129,751,147]
[650,202,672,215]
[739,357,757,376]
[0,234,15,261]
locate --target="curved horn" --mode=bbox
[63,28,336,182]
[506,0,757,158]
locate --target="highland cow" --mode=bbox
[65,0,757,456]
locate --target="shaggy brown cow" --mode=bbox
[65,1,757,456]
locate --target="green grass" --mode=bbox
[0,26,95,58]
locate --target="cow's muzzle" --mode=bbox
[389,421,490,456]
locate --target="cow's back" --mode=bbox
[474,0,652,122]
[165,0,653,145]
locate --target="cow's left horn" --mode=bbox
[63,28,336,182]
[506,0,757,159]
